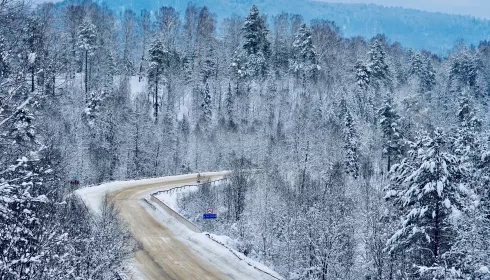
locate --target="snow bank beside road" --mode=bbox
[144,200,282,280]
[149,183,282,280]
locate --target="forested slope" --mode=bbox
[1,0,490,279]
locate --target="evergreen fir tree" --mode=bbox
[355,60,371,91]
[201,82,212,124]
[242,5,271,77]
[378,98,404,172]
[78,20,97,97]
[386,129,468,277]
[148,39,169,121]
[24,17,44,93]
[342,103,360,179]
[225,82,235,129]
[367,39,390,88]
[290,23,319,82]
[449,48,480,91]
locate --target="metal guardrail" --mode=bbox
[149,177,229,233]
[151,177,228,197]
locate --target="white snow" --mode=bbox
[76,172,281,279]
[144,196,283,280]
[443,198,451,209]
[76,173,216,215]
[128,76,146,100]
[478,266,490,274]
[28,52,36,64]
[154,184,199,212]
[154,180,224,212]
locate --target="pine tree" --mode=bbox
[449,48,480,91]
[201,82,212,124]
[148,39,168,122]
[385,129,468,277]
[24,17,44,93]
[408,51,436,93]
[454,94,482,165]
[78,20,97,98]
[378,98,404,172]
[355,60,371,91]
[197,6,216,84]
[242,5,271,77]
[342,103,360,179]
[420,57,436,93]
[290,23,319,82]
[0,152,52,279]
[367,39,390,88]
[225,82,235,129]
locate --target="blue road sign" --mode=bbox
[203,213,217,219]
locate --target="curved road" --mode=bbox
[109,173,231,280]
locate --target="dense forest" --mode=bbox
[1,0,490,279]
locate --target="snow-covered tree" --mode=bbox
[0,151,52,279]
[225,82,235,129]
[378,98,404,172]
[449,48,480,91]
[24,17,44,92]
[78,20,97,97]
[201,82,212,125]
[197,6,216,84]
[290,23,319,82]
[367,39,390,89]
[356,60,371,91]
[242,5,271,78]
[385,129,469,277]
[342,103,360,179]
[148,39,168,121]
[454,94,482,166]
[408,51,436,93]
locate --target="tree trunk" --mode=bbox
[434,201,440,264]
[154,68,159,121]
[31,67,35,92]
[387,155,391,173]
[85,50,88,100]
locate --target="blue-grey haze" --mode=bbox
[54,0,490,55]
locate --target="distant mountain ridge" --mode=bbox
[80,0,490,55]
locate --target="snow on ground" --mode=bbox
[154,184,199,212]
[206,233,282,279]
[75,173,206,215]
[479,266,489,274]
[177,89,192,121]
[149,186,282,280]
[143,200,282,280]
[154,180,224,212]
[76,171,281,280]
[128,76,146,100]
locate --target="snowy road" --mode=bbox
[77,172,279,280]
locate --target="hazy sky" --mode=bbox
[31,0,490,19]
[321,0,489,19]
